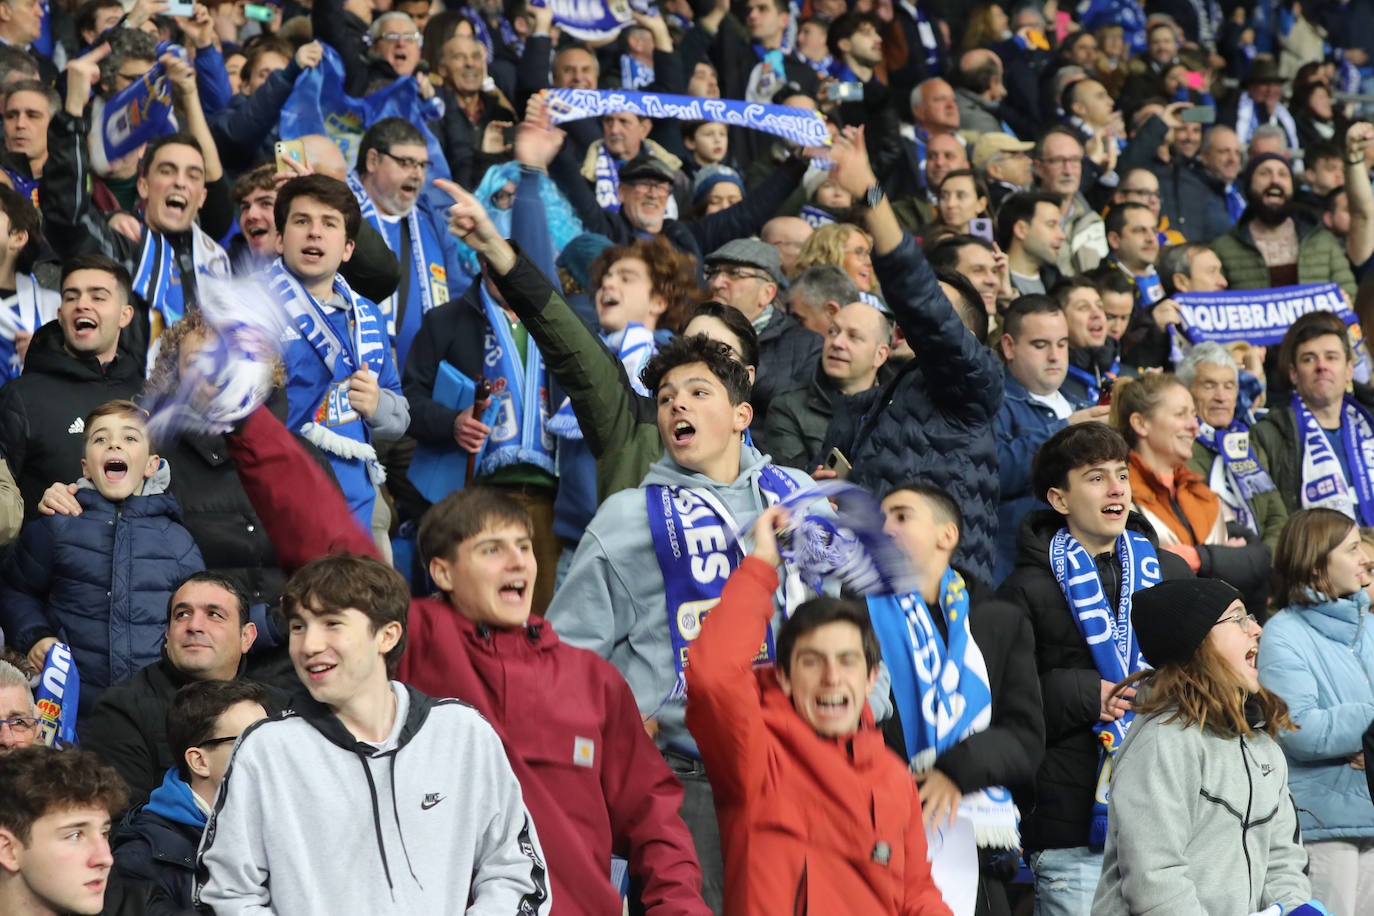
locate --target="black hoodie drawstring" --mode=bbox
[357,755,396,896]
[387,753,422,889]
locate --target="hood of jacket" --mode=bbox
[413,596,563,656]
[22,320,145,384]
[1069,338,1120,376]
[642,440,771,490]
[293,681,436,757]
[144,768,208,830]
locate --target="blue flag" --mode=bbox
[34,642,80,747]
[279,45,450,181]
[98,43,183,164]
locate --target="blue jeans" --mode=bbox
[1028,846,1103,916]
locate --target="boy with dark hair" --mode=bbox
[1,399,204,710]
[547,329,817,910]
[873,482,1043,914]
[195,551,552,913]
[228,163,280,273]
[269,173,408,537]
[0,746,127,915]
[997,422,1192,916]
[111,679,268,912]
[686,507,951,915]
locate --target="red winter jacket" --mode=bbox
[226,406,708,916]
[685,558,953,916]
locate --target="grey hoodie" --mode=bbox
[1091,711,1310,915]
[195,682,552,914]
[547,443,815,754]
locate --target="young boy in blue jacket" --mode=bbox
[0,400,204,714]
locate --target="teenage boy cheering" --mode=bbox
[685,506,951,915]
[194,551,551,913]
[997,423,1192,916]
[269,174,408,536]
[872,483,1044,915]
[212,409,709,907]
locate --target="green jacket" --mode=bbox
[759,373,840,471]
[492,251,663,502]
[1210,216,1356,299]
[1185,439,1288,549]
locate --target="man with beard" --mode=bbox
[1211,152,1355,299]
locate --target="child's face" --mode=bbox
[814,180,853,209]
[688,123,728,164]
[82,412,157,501]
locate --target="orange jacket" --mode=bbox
[685,558,952,916]
[1128,451,1226,548]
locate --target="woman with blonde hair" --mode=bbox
[794,222,876,292]
[1110,373,1270,609]
[1093,578,1313,914]
[1259,508,1374,915]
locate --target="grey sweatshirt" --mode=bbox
[1092,711,1311,915]
[195,682,552,914]
[546,443,816,755]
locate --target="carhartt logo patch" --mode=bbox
[573,736,594,768]
[421,793,445,810]
[67,418,84,435]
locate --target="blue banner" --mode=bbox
[543,89,831,149]
[1175,282,1369,379]
[279,45,450,180]
[100,43,182,163]
[34,642,79,747]
[544,0,634,41]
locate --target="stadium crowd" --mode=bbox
[2,0,1374,912]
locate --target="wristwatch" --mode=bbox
[863,183,884,210]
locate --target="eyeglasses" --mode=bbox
[0,716,38,735]
[706,264,771,282]
[625,180,671,197]
[381,150,431,173]
[1038,156,1081,169]
[198,734,242,749]
[379,31,421,44]
[1214,612,1258,630]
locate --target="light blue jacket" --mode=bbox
[1256,590,1374,840]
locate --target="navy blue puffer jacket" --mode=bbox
[0,460,204,711]
[822,233,1004,583]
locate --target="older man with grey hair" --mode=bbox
[0,660,36,753]
[789,265,860,336]
[1178,341,1287,546]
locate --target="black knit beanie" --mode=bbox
[1131,579,1245,668]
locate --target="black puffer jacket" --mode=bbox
[822,233,1004,583]
[996,509,1194,852]
[0,321,145,521]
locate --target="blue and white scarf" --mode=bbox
[544,89,831,149]
[547,323,654,440]
[799,204,837,229]
[131,224,232,340]
[1050,527,1159,850]
[0,274,57,383]
[1065,355,1119,405]
[898,0,941,73]
[648,465,800,700]
[747,43,787,103]
[345,172,441,336]
[1196,420,1277,535]
[268,259,389,484]
[1225,182,1246,223]
[1235,93,1298,149]
[869,570,1019,848]
[594,143,621,212]
[477,284,554,477]
[620,54,654,90]
[1293,392,1374,525]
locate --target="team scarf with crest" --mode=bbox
[547,323,655,440]
[1050,527,1160,850]
[1293,392,1374,525]
[344,172,439,336]
[649,466,801,702]
[1196,419,1277,535]
[869,569,1019,848]
[0,275,57,383]
[476,284,554,477]
[131,224,232,338]
[268,259,388,485]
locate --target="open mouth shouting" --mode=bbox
[498,579,528,604]
[671,419,696,447]
[164,193,189,216]
[1101,502,1126,522]
[297,245,327,266]
[102,458,128,484]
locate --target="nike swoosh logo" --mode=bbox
[420,795,444,810]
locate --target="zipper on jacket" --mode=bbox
[1240,736,1255,899]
